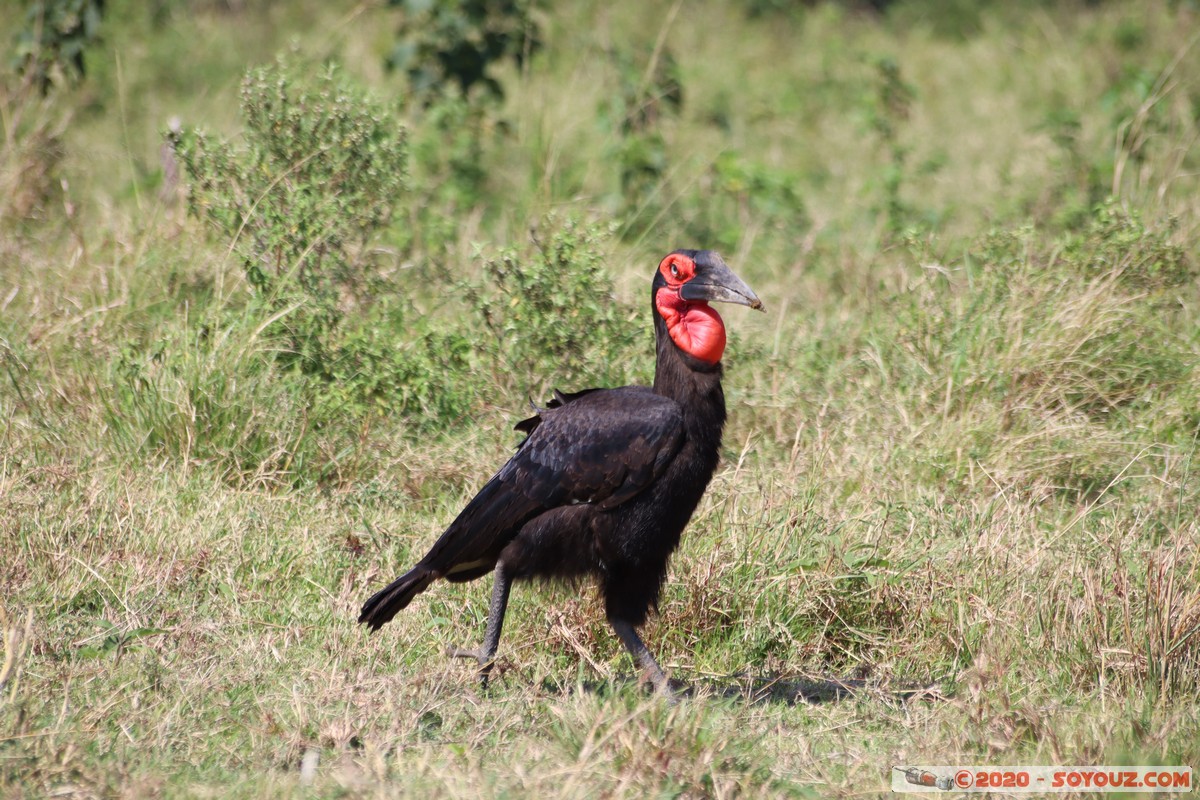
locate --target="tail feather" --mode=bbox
[359,566,437,630]
[359,472,543,631]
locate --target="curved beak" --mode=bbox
[679,252,765,311]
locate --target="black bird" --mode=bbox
[359,250,762,694]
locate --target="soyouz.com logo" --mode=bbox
[892,766,1192,793]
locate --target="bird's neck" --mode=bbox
[653,313,727,454]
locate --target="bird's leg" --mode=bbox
[447,562,511,688]
[609,617,673,698]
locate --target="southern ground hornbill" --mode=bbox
[359,250,762,694]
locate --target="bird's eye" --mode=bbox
[670,263,680,278]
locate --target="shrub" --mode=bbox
[149,57,480,483]
[465,219,647,397]
[11,0,105,94]
[685,152,809,254]
[402,93,494,266]
[1062,200,1192,291]
[171,58,407,329]
[867,56,916,235]
[170,57,423,404]
[385,0,540,105]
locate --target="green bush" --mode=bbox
[466,219,647,397]
[151,57,481,481]
[310,299,475,426]
[11,0,105,94]
[385,0,540,104]
[1063,200,1192,291]
[684,152,809,254]
[867,56,916,235]
[381,1,539,262]
[402,94,495,266]
[171,58,407,325]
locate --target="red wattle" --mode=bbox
[656,289,727,364]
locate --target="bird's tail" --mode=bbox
[359,566,436,631]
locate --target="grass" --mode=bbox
[3,0,1200,796]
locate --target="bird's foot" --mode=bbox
[446,645,497,688]
[641,667,681,703]
[653,675,691,705]
[609,617,681,703]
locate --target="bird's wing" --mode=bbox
[417,387,685,575]
[505,386,684,511]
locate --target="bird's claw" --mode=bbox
[651,675,686,704]
[446,646,481,660]
[446,645,498,688]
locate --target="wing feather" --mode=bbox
[418,387,684,575]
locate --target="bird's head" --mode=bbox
[652,250,763,364]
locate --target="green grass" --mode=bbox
[3,0,1200,796]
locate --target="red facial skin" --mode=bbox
[654,253,727,365]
